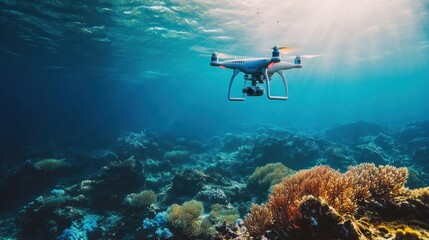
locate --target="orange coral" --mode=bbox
[244,203,273,237]
[244,164,410,238]
[346,163,408,200]
[267,165,355,230]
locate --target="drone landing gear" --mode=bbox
[265,69,288,100]
[228,69,245,101]
[227,69,289,101]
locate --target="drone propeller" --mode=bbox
[284,54,322,59]
[278,46,300,54]
[191,45,238,59]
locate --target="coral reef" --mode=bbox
[1,122,429,239]
[244,164,428,239]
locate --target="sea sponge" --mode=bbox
[124,190,157,208]
[167,200,203,236]
[247,162,295,196]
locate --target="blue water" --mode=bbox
[1,0,429,151]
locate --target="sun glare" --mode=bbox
[197,0,427,78]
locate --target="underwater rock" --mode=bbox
[324,121,389,145]
[204,166,233,186]
[169,169,209,201]
[249,134,321,170]
[373,133,396,151]
[221,133,250,152]
[411,146,429,167]
[406,167,429,189]
[143,157,172,172]
[397,120,429,145]
[174,138,207,153]
[143,157,173,190]
[300,196,361,240]
[17,196,86,239]
[14,157,151,239]
[87,156,145,211]
[117,130,166,160]
[0,159,75,215]
[354,142,388,165]
[196,187,228,205]
[163,150,193,166]
[363,187,429,224]
[318,146,355,172]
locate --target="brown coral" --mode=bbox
[244,203,273,237]
[267,165,355,230]
[346,163,408,200]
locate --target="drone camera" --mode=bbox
[242,86,264,96]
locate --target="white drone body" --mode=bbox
[210,46,302,101]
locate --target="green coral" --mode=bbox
[124,190,157,208]
[163,150,190,163]
[168,200,204,237]
[247,162,295,196]
[210,204,240,226]
[33,158,67,171]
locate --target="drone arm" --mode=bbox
[264,68,288,100]
[228,69,245,101]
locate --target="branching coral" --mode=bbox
[346,163,408,200]
[244,203,273,237]
[244,164,411,238]
[410,187,429,205]
[267,166,355,230]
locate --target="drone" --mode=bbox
[210,46,302,101]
